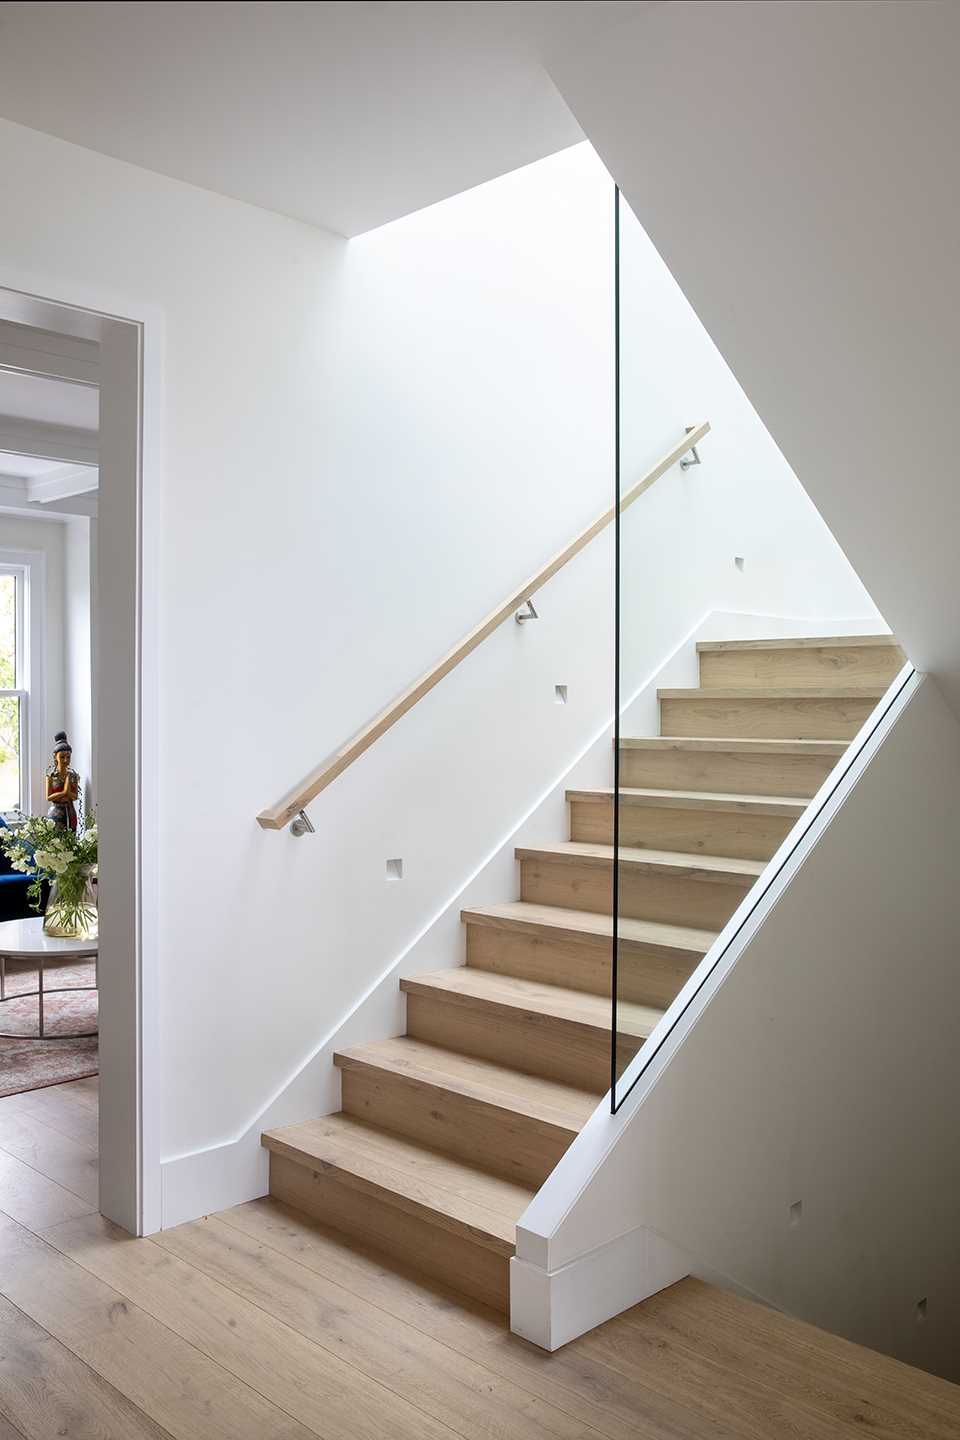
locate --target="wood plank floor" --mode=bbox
[1,1079,958,1440]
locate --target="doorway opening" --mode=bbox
[0,285,151,1234]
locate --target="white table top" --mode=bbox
[0,916,98,959]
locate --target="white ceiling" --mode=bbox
[0,371,98,432]
[0,453,64,480]
[0,322,99,514]
[0,1,650,237]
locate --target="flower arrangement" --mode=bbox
[0,816,98,938]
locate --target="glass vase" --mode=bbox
[43,866,98,940]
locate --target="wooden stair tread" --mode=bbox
[264,627,901,1318]
[658,685,887,699]
[461,900,716,956]
[516,840,764,882]
[696,634,898,652]
[262,1113,533,1254]
[334,1036,598,1132]
[402,965,664,1040]
[620,736,848,755]
[567,786,807,816]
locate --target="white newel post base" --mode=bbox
[509,1225,690,1351]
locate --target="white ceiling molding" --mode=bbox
[26,463,98,504]
[0,417,98,466]
[0,320,100,386]
[0,470,98,521]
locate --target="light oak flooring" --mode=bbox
[0,1078,958,1440]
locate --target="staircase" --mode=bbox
[262,633,904,1316]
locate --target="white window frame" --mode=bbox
[0,548,46,815]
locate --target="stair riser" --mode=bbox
[338,1062,575,1188]
[519,857,751,930]
[464,921,701,1008]
[698,645,903,690]
[405,990,634,1092]
[569,798,795,862]
[619,747,838,798]
[269,1152,509,1312]
[659,694,876,740]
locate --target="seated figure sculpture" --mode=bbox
[45,731,79,832]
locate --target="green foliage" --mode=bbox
[0,573,15,691]
[0,815,98,930]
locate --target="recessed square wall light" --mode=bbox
[386,858,403,881]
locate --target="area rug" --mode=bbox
[0,956,98,1097]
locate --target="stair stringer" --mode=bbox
[511,663,917,1351]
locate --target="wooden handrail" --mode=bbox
[258,422,710,828]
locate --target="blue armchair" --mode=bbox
[0,817,37,922]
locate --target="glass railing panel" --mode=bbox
[612,184,701,1109]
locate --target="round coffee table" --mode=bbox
[0,917,98,1039]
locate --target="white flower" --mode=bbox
[34,848,71,875]
[8,845,35,874]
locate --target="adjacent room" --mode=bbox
[0,333,97,1102]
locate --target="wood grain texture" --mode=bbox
[218,1198,960,1440]
[625,1278,960,1440]
[269,1153,511,1311]
[264,1113,532,1240]
[698,640,905,690]
[0,1147,97,1233]
[517,842,759,929]
[659,688,883,740]
[0,1108,99,1205]
[696,634,900,651]
[401,968,657,1089]
[258,423,710,827]
[568,790,797,860]
[12,1080,100,1147]
[40,1210,459,1440]
[404,965,660,1034]
[259,629,913,1327]
[0,1210,314,1440]
[155,1214,614,1440]
[0,1292,172,1440]
[462,901,709,1006]
[619,736,845,796]
[3,1093,955,1437]
[335,1037,594,1187]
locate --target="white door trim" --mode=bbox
[0,275,161,1234]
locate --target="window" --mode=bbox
[0,568,27,812]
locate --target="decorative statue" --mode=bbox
[45,731,80,832]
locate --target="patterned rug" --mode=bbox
[0,956,98,1097]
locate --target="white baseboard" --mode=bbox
[510,1225,690,1350]
[162,1134,270,1228]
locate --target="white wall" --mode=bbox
[612,192,875,698]
[0,512,63,808]
[518,673,960,1382]
[0,511,94,817]
[545,0,960,711]
[0,119,878,1221]
[63,514,94,809]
